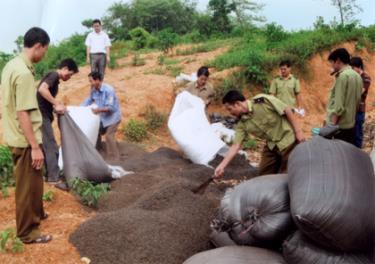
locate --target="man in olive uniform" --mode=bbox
[214,90,305,178]
[183,66,215,106]
[1,27,52,244]
[270,60,304,115]
[320,48,362,145]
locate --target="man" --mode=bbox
[1,27,52,243]
[321,48,362,145]
[269,60,304,116]
[82,71,122,160]
[37,58,78,185]
[214,90,305,178]
[85,19,111,78]
[350,56,371,148]
[183,66,215,106]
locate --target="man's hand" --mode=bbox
[295,130,306,143]
[214,163,225,179]
[92,108,100,115]
[31,147,44,170]
[54,104,66,114]
[319,124,339,138]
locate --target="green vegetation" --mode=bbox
[70,178,110,208]
[42,190,55,202]
[0,146,14,198]
[132,53,146,66]
[157,29,179,53]
[124,119,148,142]
[144,105,167,130]
[0,228,24,254]
[242,138,257,150]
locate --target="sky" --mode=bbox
[0,0,374,53]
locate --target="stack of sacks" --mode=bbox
[211,174,295,249]
[285,136,374,263]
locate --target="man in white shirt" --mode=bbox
[85,19,111,78]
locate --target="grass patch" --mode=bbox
[144,67,168,75]
[0,145,14,198]
[0,228,24,253]
[167,65,183,77]
[144,105,167,130]
[124,119,148,142]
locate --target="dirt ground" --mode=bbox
[0,42,374,263]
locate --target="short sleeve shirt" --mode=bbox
[326,66,362,129]
[37,71,60,121]
[184,81,215,105]
[233,94,296,151]
[269,75,301,107]
[85,31,111,54]
[1,53,42,147]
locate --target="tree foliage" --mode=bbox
[329,0,363,25]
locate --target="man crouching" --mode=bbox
[214,90,305,179]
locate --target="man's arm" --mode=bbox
[38,82,65,113]
[17,111,44,170]
[214,143,241,179]
[296,93,304,109]
[86,46,91,64]
[106,47,110,62]
[285,107,305,142]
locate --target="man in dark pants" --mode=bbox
[37,59,78,185]
[85,19,111,78]
[350,56,371,148]
[214,90,305,179]
[323,48,362,145]
[1,27,52,244]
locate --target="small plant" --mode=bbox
[157,28,179,53]
[124,119,148,142]
[129,27,152,50]
[42,190,54,202]
[243,138,257,150]
[167,65,183,77]
[108,56,118,69]
[0,228,24,253]
[132,53,146,66]
[70,178,110,208]
[144,67,167,75]
[157,54,165,65]
[0,145,14,197]
[144,105,167,130]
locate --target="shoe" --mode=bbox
[24,234,53,244]
[55,181,69,191]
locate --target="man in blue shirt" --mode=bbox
[82,71,122,160]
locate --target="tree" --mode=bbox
[157,28,179,53]
[230,0,265,26]
[329,0,362,26]
[208,0,235,33]
[81,19,93,29]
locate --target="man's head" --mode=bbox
[328,48,351,72]
[88,71,103,90]
[92,19,102,33]
[23,27,50,63]
[350,56,364,74]
[197,66,210,88]
[58,58,78,81]
[279,60,292,78]
[222,90,248,118]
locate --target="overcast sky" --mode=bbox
[0,0,374,53]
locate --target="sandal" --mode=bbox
[24,234,53,244]
[41,213,48,220]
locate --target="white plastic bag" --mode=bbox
[210,123,235,144]
[58,105,100,169]
[168,92,226,165]
[175,72,197,85]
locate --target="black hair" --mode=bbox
[23,27,50,48]
[222,90,246,105]
[92,19,101,25]
[197,66,210,77]
[59,58,79,73]
[279,60,292,67]
[328,48,351,64]
[88,71,103,81]
[350,56,364,70]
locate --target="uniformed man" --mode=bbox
[1,27,52,243]
[322,48,362,145]
[214,90,305,178]
[269,60,304,116]
[183,66,215,106]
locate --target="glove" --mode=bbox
[319,124,339,138]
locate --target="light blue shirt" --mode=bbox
[82,83,122,128]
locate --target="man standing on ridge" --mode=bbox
[85,19,111,78]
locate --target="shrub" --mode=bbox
[129,27,152,50]
[157,29,179,53]
[124,119,148,142]
[0,145,14,197]
[70,178,110,208]
[42,190,54,202]
[144,105,167,130]
[0,228,24,253]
